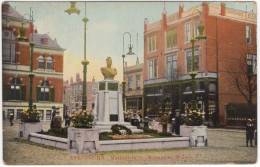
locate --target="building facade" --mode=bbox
[125,63,144,120]
[2,2,65,121]
[143,2,256,126]
[63,73,97,115]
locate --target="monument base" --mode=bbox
[95,122,143,133]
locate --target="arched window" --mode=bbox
[2,30,16,63]
[38,55,44,69]
[46,56,53,70]
[10,78,21,100]
[40,81,49,101]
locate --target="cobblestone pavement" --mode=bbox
[2,120,257,165]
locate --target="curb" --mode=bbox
[207,128,245,133]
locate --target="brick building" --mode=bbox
[125,63,144,120]
[63,73,97,115]
[143,2,256,126]
[2,2,65,121]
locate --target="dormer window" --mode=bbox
[46,56,53,70]
[41,34,48,45]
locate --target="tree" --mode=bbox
[227,55,257,104]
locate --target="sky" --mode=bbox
[8,0,257,82]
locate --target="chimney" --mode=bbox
[221,3,226,16]
[144,18,149,33]
[179,2,184,19]
[2,2,10,13]
[162,7,167,28]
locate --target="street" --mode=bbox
[2,120,257,165]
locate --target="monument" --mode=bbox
[93,57,142,133]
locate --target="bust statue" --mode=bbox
[101,57,117,79]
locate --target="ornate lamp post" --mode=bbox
[65,2,89,110]
[190,9,207,110]
[122,32,135,111]
[17,21,34,111]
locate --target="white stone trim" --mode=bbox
[34,47,64,55]
[3,64,63,79]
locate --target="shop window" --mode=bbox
[39,110,44,120]
[17,109,22,120]
[46,110,51,120]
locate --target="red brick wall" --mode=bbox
[205,14,257,126]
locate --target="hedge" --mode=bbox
[226,103,256,118]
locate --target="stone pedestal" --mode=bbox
[180,125,207,147]
[93,79,143,133]
[93,79,124,122]
[16,122,42,140]
[67,127,100,154]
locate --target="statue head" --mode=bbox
[106,57,112,68]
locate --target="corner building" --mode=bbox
[143,2,256,126]
[2,2,65,121]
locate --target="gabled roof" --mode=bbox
[30,33,65,51]
[2,2,23,20]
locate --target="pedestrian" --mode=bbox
[212,110,217,128]
[246,119,255,147]
[175,110,181,135]
[144,116,149,129]
[171,117,175,133]
[65,114,71,127]
[9,112,14,126]
[50,110,56,129]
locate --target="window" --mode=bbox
[46,110,51,120]
[166,54,177,77]
[17,109,22,120]
[149,60,153,79]
[166,28,177,50]
[2,30,16,63]
[247,54,257,74]
[39,110,44,120]
[46,56,53,70]
[136,75,140,90]
[148,35,158,53]
[38,55,44,69]
[185,22,191,43]
[246,26,251,44]
[186,49,199,73]
[72,85,76,96]
[154,59,158,78]
[40,81,49,101]
[128,76,132,91]
[185,21,199,43]
[92,84,97,96]
[10,78,21,100]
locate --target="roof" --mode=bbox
[30,33,65,51]
[2,2,24,20]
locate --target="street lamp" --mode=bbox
[190,9,207,110]
[65,2,89,110]
[122,32,135,111]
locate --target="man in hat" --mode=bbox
[246,119,255,147]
